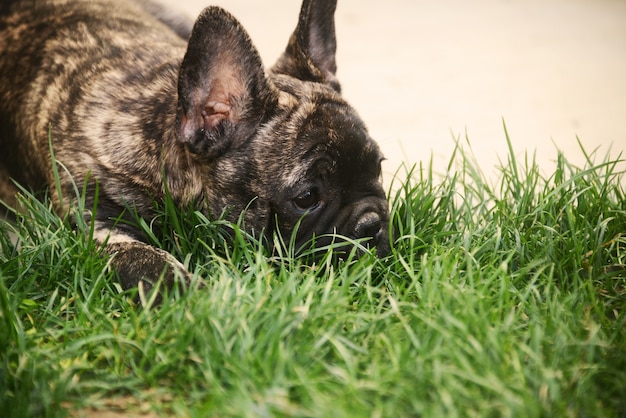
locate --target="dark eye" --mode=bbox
[293,189,321,211]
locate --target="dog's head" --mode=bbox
[175,0,389,256]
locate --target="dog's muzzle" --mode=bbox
[353,211,383,243]
[342,201,390,257]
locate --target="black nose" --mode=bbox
[354,212,382,242]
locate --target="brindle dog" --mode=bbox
[0,0,389,291]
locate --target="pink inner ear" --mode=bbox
[202,101,231,130]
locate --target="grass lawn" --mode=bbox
[1,134,625,417]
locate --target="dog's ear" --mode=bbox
[270,0,340,92]
[177,7,274,157]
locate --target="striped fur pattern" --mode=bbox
[0,0,389,292]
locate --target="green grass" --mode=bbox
[1,134,625,417]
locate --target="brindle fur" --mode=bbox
[0,0,389,292]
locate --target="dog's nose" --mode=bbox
[354,212,382,242]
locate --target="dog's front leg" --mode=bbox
[94,224,192,297]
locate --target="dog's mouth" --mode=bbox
[274,198,391,260]
[291,228,390,261]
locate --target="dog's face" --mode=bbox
[252,75,389,254]
[176,0,390,256]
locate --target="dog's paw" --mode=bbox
[104,241,193,299]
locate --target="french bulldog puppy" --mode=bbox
[0,0,389,291]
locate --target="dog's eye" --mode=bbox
[293,189,321,211]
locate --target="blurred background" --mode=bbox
[162,0,626,187]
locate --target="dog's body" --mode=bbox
[0,0,389,290]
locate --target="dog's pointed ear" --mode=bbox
[177,7,275,157]
[270,0,340,92]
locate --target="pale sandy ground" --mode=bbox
[162,0,626,188]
